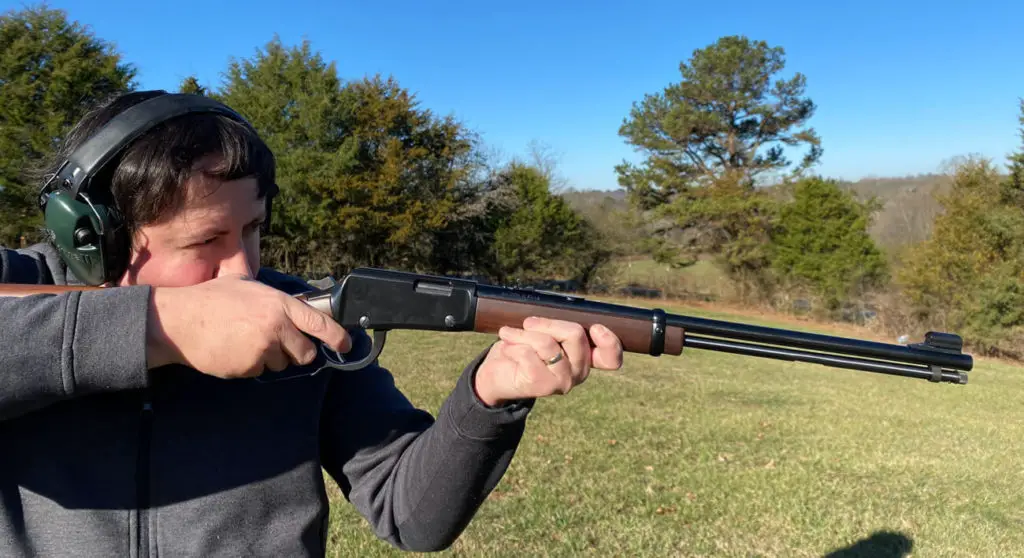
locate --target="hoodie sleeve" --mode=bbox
[0,247,152,421]
[319,331,535,552]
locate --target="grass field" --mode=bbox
[323,297,1024,558]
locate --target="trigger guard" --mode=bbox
[255,329,388,383]
[319,329,387,372]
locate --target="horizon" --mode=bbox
[4,0,1023,192]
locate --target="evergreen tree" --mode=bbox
[655,174,782,299]
[1005,99,1024,195]
[617,35,821,208]
[489,162,608,285]
[0,6,135,247]
[614,36,821,296]
[769,177,888,310]
[178,75,207,96]
[215,38,481,277]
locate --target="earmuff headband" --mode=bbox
[39,94,254,205]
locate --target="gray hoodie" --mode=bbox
[0,243,534,557]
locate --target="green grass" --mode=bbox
[324,299,1024,557]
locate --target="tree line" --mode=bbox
[0,7,606,287]
[2,6,1023,358]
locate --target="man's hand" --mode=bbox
[146,274,352,379]
[473,317,624,407]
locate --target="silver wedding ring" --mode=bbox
[544,351,563,366]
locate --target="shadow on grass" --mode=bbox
[823,531,913,558]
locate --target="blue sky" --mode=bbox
[5,0,1023,191]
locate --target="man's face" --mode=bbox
[116,170,266,288]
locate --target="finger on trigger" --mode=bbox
[279,326,319,366]
[265,346,291,372]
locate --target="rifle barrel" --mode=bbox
[684,335,966,383]
[663,312,972,372]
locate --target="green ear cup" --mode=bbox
[42,190,122,286]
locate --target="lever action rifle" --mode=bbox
[1,268,973,384]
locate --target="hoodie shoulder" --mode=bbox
[0,242,69,285]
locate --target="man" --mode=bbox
[0,90,624,557]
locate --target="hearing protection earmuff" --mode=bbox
[36,92,278,286]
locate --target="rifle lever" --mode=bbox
[256,329,388,383]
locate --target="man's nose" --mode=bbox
[215,240,255,279]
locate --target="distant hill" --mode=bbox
[837,174,952,199]
[834,174,953,249]
[560,174,955,251]
[560,188,626,208]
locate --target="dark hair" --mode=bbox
[38,90,276,242]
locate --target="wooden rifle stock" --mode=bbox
[473,296,684,356]
[0,284,100,297]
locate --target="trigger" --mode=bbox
[318,329,388,372]
[319,342,347,367]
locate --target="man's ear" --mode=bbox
[113,232,152,287]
